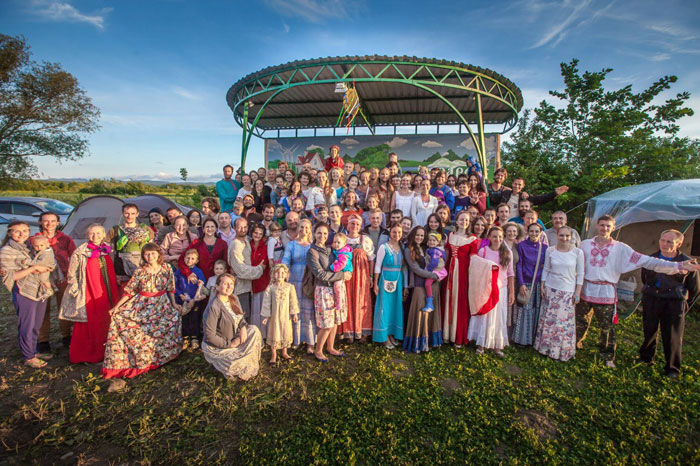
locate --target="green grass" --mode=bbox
[1,288,699,464]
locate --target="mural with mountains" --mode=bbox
[266,133,499,174]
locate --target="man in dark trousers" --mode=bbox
[639,229,699,378]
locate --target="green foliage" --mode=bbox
[0,34,100,182]
[501,59,700,227]
[344,143,392,168]
[180,168,188,182]
[1,283,699,464]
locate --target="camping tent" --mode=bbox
[583,179,700,295]
[61,195,125,245]
[62,194,194,245]
[124,194,192,224]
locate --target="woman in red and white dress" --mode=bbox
[443,210,480,347]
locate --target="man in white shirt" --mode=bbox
[576,215,699,368]
[545,211,581,247]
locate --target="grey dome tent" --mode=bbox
[61,195,125,246]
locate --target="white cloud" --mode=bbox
[421,140,442,148]
[263,0,355,24]
[458,139,475,149]
[172,86,200,101]
[340,138,360,145]
[26,0,112,30]
[283,23,290,33]
[385,136,408,148]
[530,0,592,48]
[306,144,323,150]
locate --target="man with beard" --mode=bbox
[227,217,265,321]
[216,164,240,212]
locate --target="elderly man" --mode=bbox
[227,217,265,321]
[34,212,76,352]
[215,164,239,213]
[576,216,700,368]
[638,229,699,378]
[545,211,581,247]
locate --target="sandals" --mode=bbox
[24,358,47,368]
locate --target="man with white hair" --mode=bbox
[545,211,581,247]
[638,229,699,378]
[228,217,265,321]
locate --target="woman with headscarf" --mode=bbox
[60,224,120,364]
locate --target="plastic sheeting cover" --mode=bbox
[584,179,700,238]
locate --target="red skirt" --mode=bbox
[70,256,119,364]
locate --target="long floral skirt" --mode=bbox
[102,295,182,379]
[202,326,262,381]
[512,283,541,346]
[314,284,347,329]
[534,286,576,361]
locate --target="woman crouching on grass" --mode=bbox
[102,243,183,392]
[202,273,262,380]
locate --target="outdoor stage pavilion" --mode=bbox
[226,55,523,178]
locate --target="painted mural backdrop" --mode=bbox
[265,133,500,175]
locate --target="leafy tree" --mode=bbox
[501,59,698,226]
[0,34,100,182]
[180,168,188,182]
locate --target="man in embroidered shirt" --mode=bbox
[216,164,239,212]
[576,215,699,368]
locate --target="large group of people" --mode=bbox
[1,149,698,391]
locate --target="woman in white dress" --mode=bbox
[411,178,439,228]
[391,173,416,218]
[468,226,515,357]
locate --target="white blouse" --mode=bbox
[410,195,439,227]
[541,247,584,293]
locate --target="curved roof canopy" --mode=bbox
[227,55,523,134]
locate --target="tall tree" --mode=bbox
[180,168,188,181]
[502,59,698,224]
[0,34,100,182]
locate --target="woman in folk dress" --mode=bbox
[443,210,480,347]
[261,264,299,363]
[373,223,405,349]
[534,226,584,361]
[102,243,183,392]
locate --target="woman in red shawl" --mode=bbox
[249,223,271,334]
[61,224,120,364]
[324,144,344,171]
[339,214,374,341]
[443,210,479,347]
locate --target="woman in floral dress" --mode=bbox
[102,243,183,392]
[534,226,584,361]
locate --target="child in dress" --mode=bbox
[422,232,448,313]
[275,206,287,227]
[261,264,299,363]
[27,235,57,301]
[175,249,206,349]
[329,232,353,310]
[266,223,285,269]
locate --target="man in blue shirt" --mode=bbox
[430,170,454,211]
[215,164,239,213]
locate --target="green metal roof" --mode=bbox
[226,55,523,134]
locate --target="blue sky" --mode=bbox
[2,0,699,182]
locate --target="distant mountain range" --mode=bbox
[42,177,216,186]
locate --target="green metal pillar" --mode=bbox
[240,102,250,173]
[475,92,488,181]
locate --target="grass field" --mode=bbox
[1,288,699,464]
